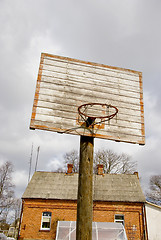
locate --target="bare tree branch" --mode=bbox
[94,149,136,174]
[147,175,161,205]
[0,161,15,222]
[64,150,79,173]
[57,149,136,175]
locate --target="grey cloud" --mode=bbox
[0,0,161,197]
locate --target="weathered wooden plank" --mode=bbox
[37,94,143,111]
[34,101,143,124]
[43,56,140,77]
[30,120,144,145]
[33,112,142,130]
[40,74,141,96]
[33,110,143,134]
[42,61,139,82]
[35,92,143,119]
[35,99,141,116]
[41,71,140,92]
[31,117,144,140]
[38,86,141,106]
[35,98,142,121]
[30,53,145,145]
[33,112,143,131]
[43,58,140,81]
[40,79,141,99]
[41,68,140,92]
[41,65,140,89]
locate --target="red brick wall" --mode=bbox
[93,201,145,239]
[19,199,145,240]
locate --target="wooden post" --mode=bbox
[76,135,94,240]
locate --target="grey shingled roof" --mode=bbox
[22,172,145,202]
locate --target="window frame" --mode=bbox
[114,214,124,226]
[40,211,52,231]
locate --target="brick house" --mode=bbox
[18,166,147,240]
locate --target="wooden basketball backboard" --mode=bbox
[30,53,145,145]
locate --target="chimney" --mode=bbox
[134,171,139,179]
[97,164,104,175]
[67,164,73,174]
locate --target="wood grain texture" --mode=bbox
[30,53,145,145]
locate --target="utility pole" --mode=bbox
[76,136,94,240]
[35,146,40,172]
[28,143,33,183]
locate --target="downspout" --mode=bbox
[143,203,148,240]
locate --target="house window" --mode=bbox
[114,214,124,226]
[8,227,15,234]
[41,212,52,230]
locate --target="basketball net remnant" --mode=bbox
[78,103,118,127]
[64,103,118,136]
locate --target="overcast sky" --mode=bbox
[0,0,161,198]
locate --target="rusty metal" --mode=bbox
[78,103,118,127]
[17,200,24,240]
[143,204,148,240]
